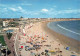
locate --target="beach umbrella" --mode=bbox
[24,34,25,36]
[21,46,23,48]
[34,35,36,37]
[30,38,31,40]
[37,35,39,37]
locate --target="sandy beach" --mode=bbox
[16,21,80,56]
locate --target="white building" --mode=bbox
[3,21,9,27]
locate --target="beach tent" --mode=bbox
[45,50,48,53]
[49,50,55,53]
[42,37,44,40]
[25,46,29,51]
[25,46,29,47]
[23,29,25,33]
[30,42,33,45]
[71,55,76,56]
[66,47,70,50]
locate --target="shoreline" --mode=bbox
[42,21,80,54]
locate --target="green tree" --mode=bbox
[7,33,12,40]
[20,16,23,18]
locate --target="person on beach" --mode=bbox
[58,44,60,46]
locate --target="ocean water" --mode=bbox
[47,20,80,41]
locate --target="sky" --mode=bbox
[0,0,80,18]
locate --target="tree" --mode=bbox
[20,16,23,18]
[7,33,12,39]
[1,49,11,55]
[8,22,19,27]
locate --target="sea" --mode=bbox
[47,20,80,41]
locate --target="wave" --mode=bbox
[57,24,80,35]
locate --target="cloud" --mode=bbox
[23,8,80,17]
[0,4,7,7]
[41,9,48,12]
[9,6,27,14]
[1,5,80,18]
[0,4,16,7]
[68,8,72,10]
[57,9,80,14]
[53,6,57,7]
[18,6,22,10]
[42,9,80,16]
[17,6,27,14]
[32,13,39,15]
[10,8,17,11]
[21,3,32,6]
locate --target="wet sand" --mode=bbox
[42,22,80,54]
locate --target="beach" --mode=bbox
[16,20,80,56]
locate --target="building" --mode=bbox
[3,21,9,27]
